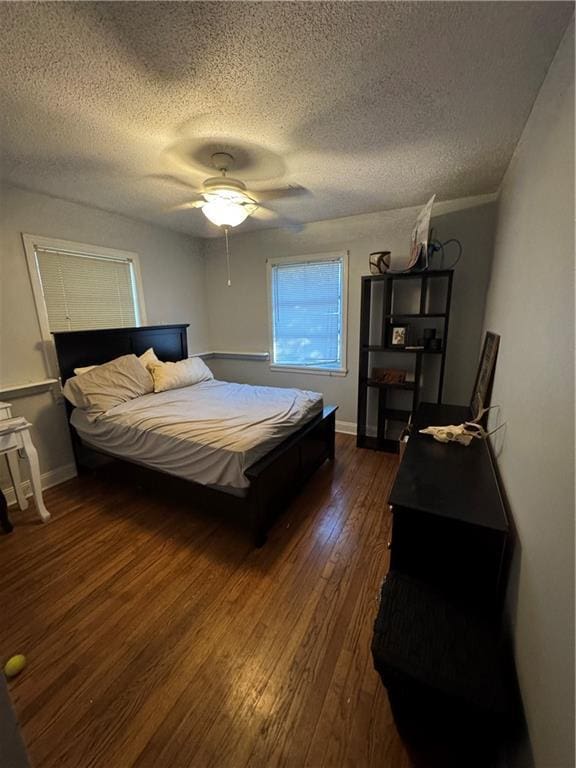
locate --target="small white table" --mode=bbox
[0,401,50,524]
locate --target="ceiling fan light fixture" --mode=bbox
[160,151,300,230]
[202,198,250,228]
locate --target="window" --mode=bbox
[268,251,348,374]
[24,234,146,335]
[23,234,147,375]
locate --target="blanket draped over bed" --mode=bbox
[71,380,323,493]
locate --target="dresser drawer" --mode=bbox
[390,506,507,606]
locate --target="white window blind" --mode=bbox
[35,247,139,332]
[270,256,344,369]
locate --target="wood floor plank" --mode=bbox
[242,459,396,768]
[0,436,411,767]
[129,453,378,768]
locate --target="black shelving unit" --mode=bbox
[357,269,454,453]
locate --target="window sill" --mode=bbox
[269,365,348,377]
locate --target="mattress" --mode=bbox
[71,379,323,493]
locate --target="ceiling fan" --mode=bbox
[162,151,307,230]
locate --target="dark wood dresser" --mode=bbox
[372,402,512,765]
[388,402,509,608]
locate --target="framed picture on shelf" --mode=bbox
[389,324,409,347]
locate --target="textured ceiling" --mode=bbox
[0,2,572,238]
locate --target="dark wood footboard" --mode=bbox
[70,405,337,548]
[245,405,337,546]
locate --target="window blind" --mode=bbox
[271,258,343,368]
[35,248,138,332]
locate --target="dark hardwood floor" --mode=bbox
[0,434,412,768]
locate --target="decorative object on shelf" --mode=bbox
[429,338,442,351]
[372,368,406,385]
[427,228,464,271]
[406,195,435,271]
[471,332,500,421]
[419,409,505,447]
[385,196,436,274]
[369,251,391,275]
[388,195,464,275]
[423,328,436,345]
[419,421,487,446]
[390,325,409,347]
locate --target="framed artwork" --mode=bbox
[470,331,500,421]
[390,324,409,347]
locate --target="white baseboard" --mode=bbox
[1,462,77,507]
[335,420,357,435]
[335,422,378,438]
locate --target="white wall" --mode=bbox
[483,22,574,768]
[0,184,208,487]
[204,195,497,426]
[0,183,497,493]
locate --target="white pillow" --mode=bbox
[74,364,98,376]
[74,347,159,376]
[63,354,154,418]
[149,357,213,393]
[138,347,160,370]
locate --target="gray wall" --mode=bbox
[0,183,208,485]
[0,182,496,494]
[483,22,574,768]
[204,196,497,426]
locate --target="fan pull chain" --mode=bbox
[224,226,232,286]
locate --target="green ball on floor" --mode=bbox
[4,654,26,678]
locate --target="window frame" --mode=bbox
[23,233,147,376]
[266,250,348,377]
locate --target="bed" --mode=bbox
[53,324,337,546]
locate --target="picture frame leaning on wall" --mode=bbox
[470,331,500,422]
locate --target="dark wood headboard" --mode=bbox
[53,324,189,383]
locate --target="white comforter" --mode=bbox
[71,379,323,492]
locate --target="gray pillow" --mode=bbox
[63,354,153,418]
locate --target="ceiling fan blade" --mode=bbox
[249,206,304,232]
[164,200,205,213]
[148,173,200,193]
[254,184,310,202]
[250,206,279,221]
